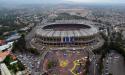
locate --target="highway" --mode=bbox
[89,55,99,75]
[103,50,125,75]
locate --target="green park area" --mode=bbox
[3,55,25,74]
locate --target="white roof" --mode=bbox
[0,63,11,75]
[36,20,98,37]
[0,42,14,51]
[6,34,20,42]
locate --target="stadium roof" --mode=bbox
[36,20,98,37]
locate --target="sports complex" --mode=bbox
[26,20,104,75]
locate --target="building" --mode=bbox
[0,42,14,52]
[0,63,11,75]
[6,34,20,42]
[0,42,13,62]
[0,40,5,46]
[29,20,100,49]
[26,20,104,75]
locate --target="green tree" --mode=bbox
[108,73,113,75]
[12,34,26,52]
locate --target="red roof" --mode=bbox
[0,51,10,62]
[0,40,5,45]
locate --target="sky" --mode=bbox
[66,0,124,4]
[0,0,125,4]
[70,0,124,3]
[66,0,113,3]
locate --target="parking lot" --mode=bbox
[103,50,125,75]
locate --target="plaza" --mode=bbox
[41,50,89,75]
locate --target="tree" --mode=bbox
[12,34,26,52]
[27,48,40,55]
[108,73,113,75]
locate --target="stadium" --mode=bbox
[26,20,104,75]
[33,20,99,48]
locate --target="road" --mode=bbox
[103,50,125,75]
[89,55,99,75]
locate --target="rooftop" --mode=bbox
[36,20,98,37]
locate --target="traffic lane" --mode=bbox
[89,56,99,75]
[103,51,125,75]
[111,54,125,75]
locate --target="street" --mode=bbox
[103,50,125,75]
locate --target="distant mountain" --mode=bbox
[0,0,65,4]
[0,0,125,9]
[0,0,64,8]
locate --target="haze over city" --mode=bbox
[0,0,125,75]
[1,0,125,4]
